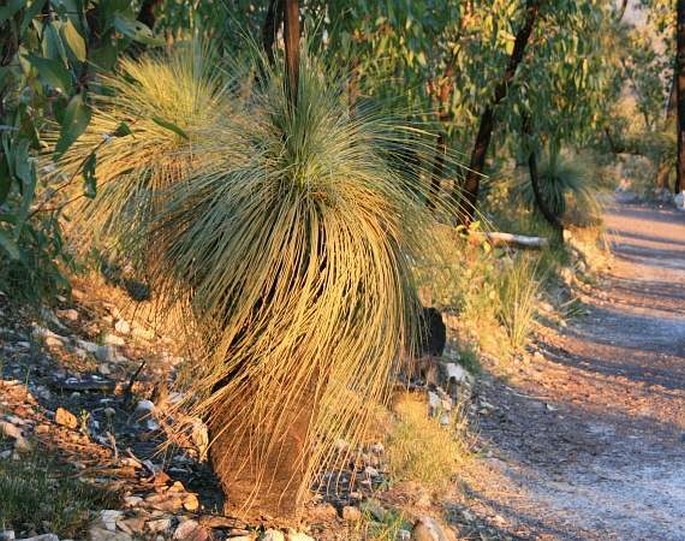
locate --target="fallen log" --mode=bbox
[477,231,550,249]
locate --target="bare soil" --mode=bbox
[460,200,685,540]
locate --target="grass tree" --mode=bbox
[54,39,458,516]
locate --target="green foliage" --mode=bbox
[0,442,119,538]
[0,0,160,298]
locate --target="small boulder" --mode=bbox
[263,530,285,541]
[173,520,208,541]
[55,407,78,429]
[114,319,131,335]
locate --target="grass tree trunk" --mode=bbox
[210,0,313,518]
[528,148,564,244]
[454,0,541,226]
[676,0,685,195]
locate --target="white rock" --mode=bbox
[100,509,123,532]
[263,530,285,541]
[173,521,208,541]
[114,319,131,335]
[19,535,59,541]
[95,345,117,363]
[123,496,143,507]
[675,191,685,209]
[443,362,470,385]
[0,530,15,541]
[0,421,22,440]
[76,340,99,353]
[135,400,155,415]
[285,534,315,541]
[103,334,125,347]
[364,466,379,478]
[57,308,79,322]
[88,526,132,541]
[146,518,171,534]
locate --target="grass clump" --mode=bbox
[495,256,541,351]
[386,392,468,489]
[0,443,118,538]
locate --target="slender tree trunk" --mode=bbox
[676,0,685,194]
[427,133,447,212]
[656,76,677,190]
[455,0,541,226]
[263,0,283,67]
[283,0,300,109]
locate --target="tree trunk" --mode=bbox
[528,148,564,244]
[426,133,447,212]
[283,0,300,109]
[676,0,685,194]
[656,79,677,190]
[455,0,541,226]
[262,0,283,67]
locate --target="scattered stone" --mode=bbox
[44,336,65,348]
[100,510,123,532]
[173,520,208,541]
[146,518,172,534]
[103,334,125,347]
[76,340,99,353]
[135,399,155,417]
[263,530,285,541]
[56,308,79,322]
[342,506,362,522]
[411,517,449,541]
[123,496,144,507]
[117,517,146,535]
[88,526,132,541]
[364,466,380,478]
[0,421,22,440]
[55,407,78,429]
[398,530,411,541]
[114,319,131,335]
[183,493,200,512]
[98,364,112,376]
[144,493,184,512]
[95,345,117,364]
[19,535,59,541]
[0,530,15,541]
[285,533,315,541]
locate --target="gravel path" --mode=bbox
[467,200,685,540]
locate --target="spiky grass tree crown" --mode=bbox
[55,42,459,516]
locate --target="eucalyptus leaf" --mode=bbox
[54,93,92,158]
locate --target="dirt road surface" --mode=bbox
[468,200,685,540]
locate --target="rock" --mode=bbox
[114,319,131,335]
[88,526,132,541]
[95,345,117,364]
[55,407,78,429]
[411,517,449,541]
[370,442,384,455]
[44,336,65,348]
[76,340,99,353]
[103,334,125,347]
[183,493,200,512]
[342,506,362,522]
[0,421,23,440]
[263,530,285,541]
[173,520,208,541]
[0,530,15,541]
[146,518,172,534]
[363,466,379,478]
[144,493,184,512]
[135,400,155,417]
[56,308,79,322]
[285,534,315,541]
[398,530,411,541]
[123,496,143,508]
[100,510,123,532]
[98,364,112,376]
[19,535,59,541]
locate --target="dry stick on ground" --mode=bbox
[454,0,541,226]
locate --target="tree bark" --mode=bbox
[283,0,300,109]
[263,0,283,67]
[676,0,685,194]
[656,76,677,190]
[455,0,541,226]
[426,133,447,212]
[528,148,564,244]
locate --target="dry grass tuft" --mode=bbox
[386,392,470,489]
